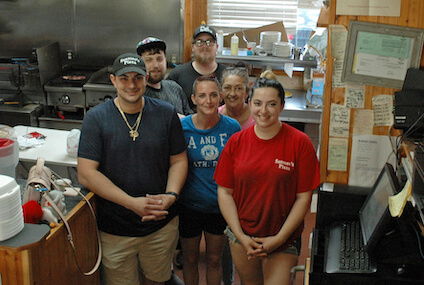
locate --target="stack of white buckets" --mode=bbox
[0,175,24,241]
[0,125,23,241]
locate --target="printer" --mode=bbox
[394,68,424,138]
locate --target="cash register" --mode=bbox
[309,164,424,284]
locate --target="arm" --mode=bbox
[218,185,265,259]
[166,150,188,196]
[252,190,313,253]
[143,151,188,221]
[77,157,168,220]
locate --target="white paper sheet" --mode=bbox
[329,104,351,137]
[372,95,394,126]
[328,137,349,171]
[284,63,294,78]
[348,135,396,187]
[330,25,348,88]
[353,53,410,80]
[336,0,401,16]
[344,84,365,108]
[352,109,374,135]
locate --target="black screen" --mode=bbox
[359,163,398,251]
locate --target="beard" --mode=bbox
[193,52,214,64]
[147,70,165,84]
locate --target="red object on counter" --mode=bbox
[22,200,43,224]
[23,132,46,139]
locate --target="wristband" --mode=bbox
[165,191,179,201]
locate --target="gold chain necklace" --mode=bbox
[116,99,142,141]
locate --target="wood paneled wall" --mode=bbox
[183,0,208,62]
[319,0,424,183]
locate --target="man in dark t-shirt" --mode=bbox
[77,53,188,285]
[167,24,226,111]
[136,37,193,116]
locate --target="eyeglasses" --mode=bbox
[193,39,216,47]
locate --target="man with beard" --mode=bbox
[137,37,193,117]
[167,24,226,111]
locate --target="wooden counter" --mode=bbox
[0,192,100,285]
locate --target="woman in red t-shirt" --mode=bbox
[214,78,320,285]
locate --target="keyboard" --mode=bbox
[325,221,377,273]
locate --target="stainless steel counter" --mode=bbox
[0,104,41,127]
[280,89,322,124]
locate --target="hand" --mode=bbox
[239,234,267,260]
[129,196,169,222]
[251,236,283,254]
[146,193,176,210]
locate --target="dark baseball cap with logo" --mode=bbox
[136,37,166,55]
[112,53,146,76]
[193,24,217,41]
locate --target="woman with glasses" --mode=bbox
[219,65,255,130]
[179,76,240,285]
[214,78,320,285]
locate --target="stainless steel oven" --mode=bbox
[39,66,117,130]
[83,67,115,108]
[39,68,94,130]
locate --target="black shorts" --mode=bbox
[179,205,227,238]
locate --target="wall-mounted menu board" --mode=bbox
[342,21,424,89]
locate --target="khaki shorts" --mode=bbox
[100,217,179,284]
[224,227,299,256]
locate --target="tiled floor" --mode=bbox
[174,210,316,285]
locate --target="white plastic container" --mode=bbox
[272,41,292,57]
[217,30,224,55]
[66,129,81,158]
[230,34,239,56]
[0,138,18,178]
[0,175,24,241]
[260,31,282,54]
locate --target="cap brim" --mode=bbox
[193,32,217,40]
[115,67,146,76]
[137,41,166,55]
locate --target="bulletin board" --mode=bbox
[319,0,424,186]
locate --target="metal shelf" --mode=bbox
[216,55,317,70]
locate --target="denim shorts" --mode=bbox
[224,227,300,256]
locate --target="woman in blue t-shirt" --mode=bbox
[179,76,240,285]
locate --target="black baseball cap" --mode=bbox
[193,24,217,41]
[136,37,167,55]
[112,53,146,76]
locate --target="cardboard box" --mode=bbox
[223,21,288,48]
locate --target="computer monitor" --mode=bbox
[359,163,399,252]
